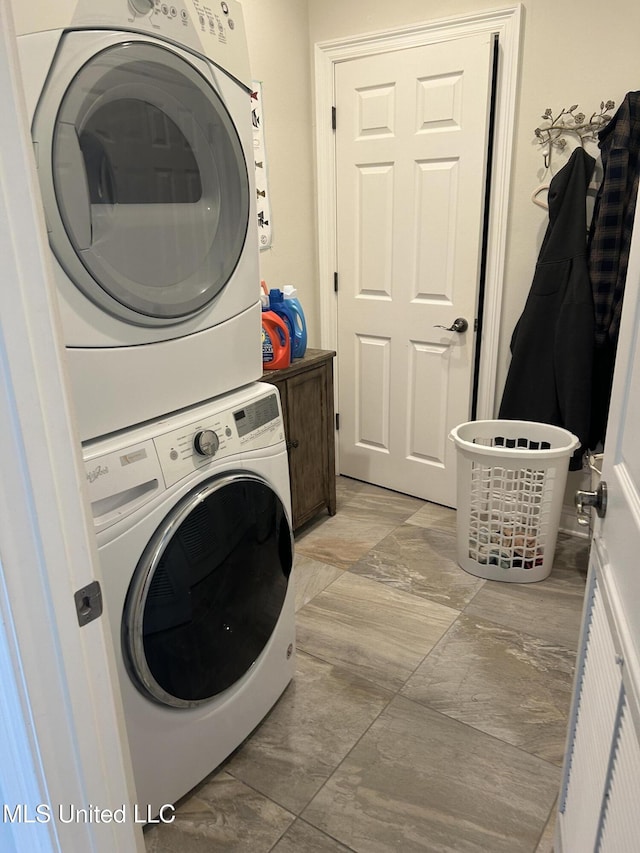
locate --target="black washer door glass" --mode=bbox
[124,477,292,707]
[52,42,249,319]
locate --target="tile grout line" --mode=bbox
[293,540,577,774]
[260,497,584,850]
[532,794,558,853]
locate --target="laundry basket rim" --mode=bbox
[450,419,579,458]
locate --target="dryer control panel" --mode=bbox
[69,0,252,87]
[13,1,252,88]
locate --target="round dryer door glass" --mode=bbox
[50,42,249,320]
[123,475,292,707]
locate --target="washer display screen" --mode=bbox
[233,394,279,437]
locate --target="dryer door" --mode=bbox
[39,40,249,322]
[123,474,293,708]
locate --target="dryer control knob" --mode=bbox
[194,429,219,457]
[129,0,154,16]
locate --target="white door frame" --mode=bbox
[0,5,143,850]
[314,5,522,433]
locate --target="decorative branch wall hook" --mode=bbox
[534,101,615,168]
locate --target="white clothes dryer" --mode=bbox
[82,382,295,817]
[13,0,262,441]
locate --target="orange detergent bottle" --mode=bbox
[261,310,291,370]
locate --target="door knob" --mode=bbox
[434,317,469,333]
[575,480,607,526]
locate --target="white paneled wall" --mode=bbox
[599,696,640,851]
[559,573,623,850]
[558,561,640,852]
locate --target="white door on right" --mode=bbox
[557,191,640,851]
[335,32,494,507]
[593,231,640,690]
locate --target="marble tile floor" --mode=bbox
[145,476,590,853]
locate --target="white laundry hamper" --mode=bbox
[450,420,579,583]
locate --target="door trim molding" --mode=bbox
[0,6,143,850]
[314,4,522,422]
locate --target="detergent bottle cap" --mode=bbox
[269,288,285,304]
[260,292,269,309]
[283,284,298,298]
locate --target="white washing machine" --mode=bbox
[82,382,295,816]
[13,0,262,441]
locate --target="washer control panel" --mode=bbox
[232,392,279,439]
[83,387,284,528]
[154,392,283,487]
[194,428,220,457]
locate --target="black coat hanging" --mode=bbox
[499,147,595,470]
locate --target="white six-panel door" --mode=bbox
[335,31,494,507]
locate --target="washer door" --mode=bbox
[123,474,292,708]
[43,40,249,322]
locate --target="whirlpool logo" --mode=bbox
[86,464,109,484]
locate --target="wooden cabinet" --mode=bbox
[261,349,337,530]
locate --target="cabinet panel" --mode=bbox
[285,368,330,528]
[261,349,336,530]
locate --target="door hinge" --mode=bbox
[335,413,340,430]
[334,272,338,292]
[332,106,336,130]
[74,580,103,627]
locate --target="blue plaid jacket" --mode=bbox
[588,92,640,347]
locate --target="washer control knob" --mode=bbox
[129,0,154,16]
[194,429,219,457]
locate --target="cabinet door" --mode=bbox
[285,366,331,529]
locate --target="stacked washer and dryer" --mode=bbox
[13,0,295,817]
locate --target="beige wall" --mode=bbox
[242,0,320,342]
[244,0,640,412]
